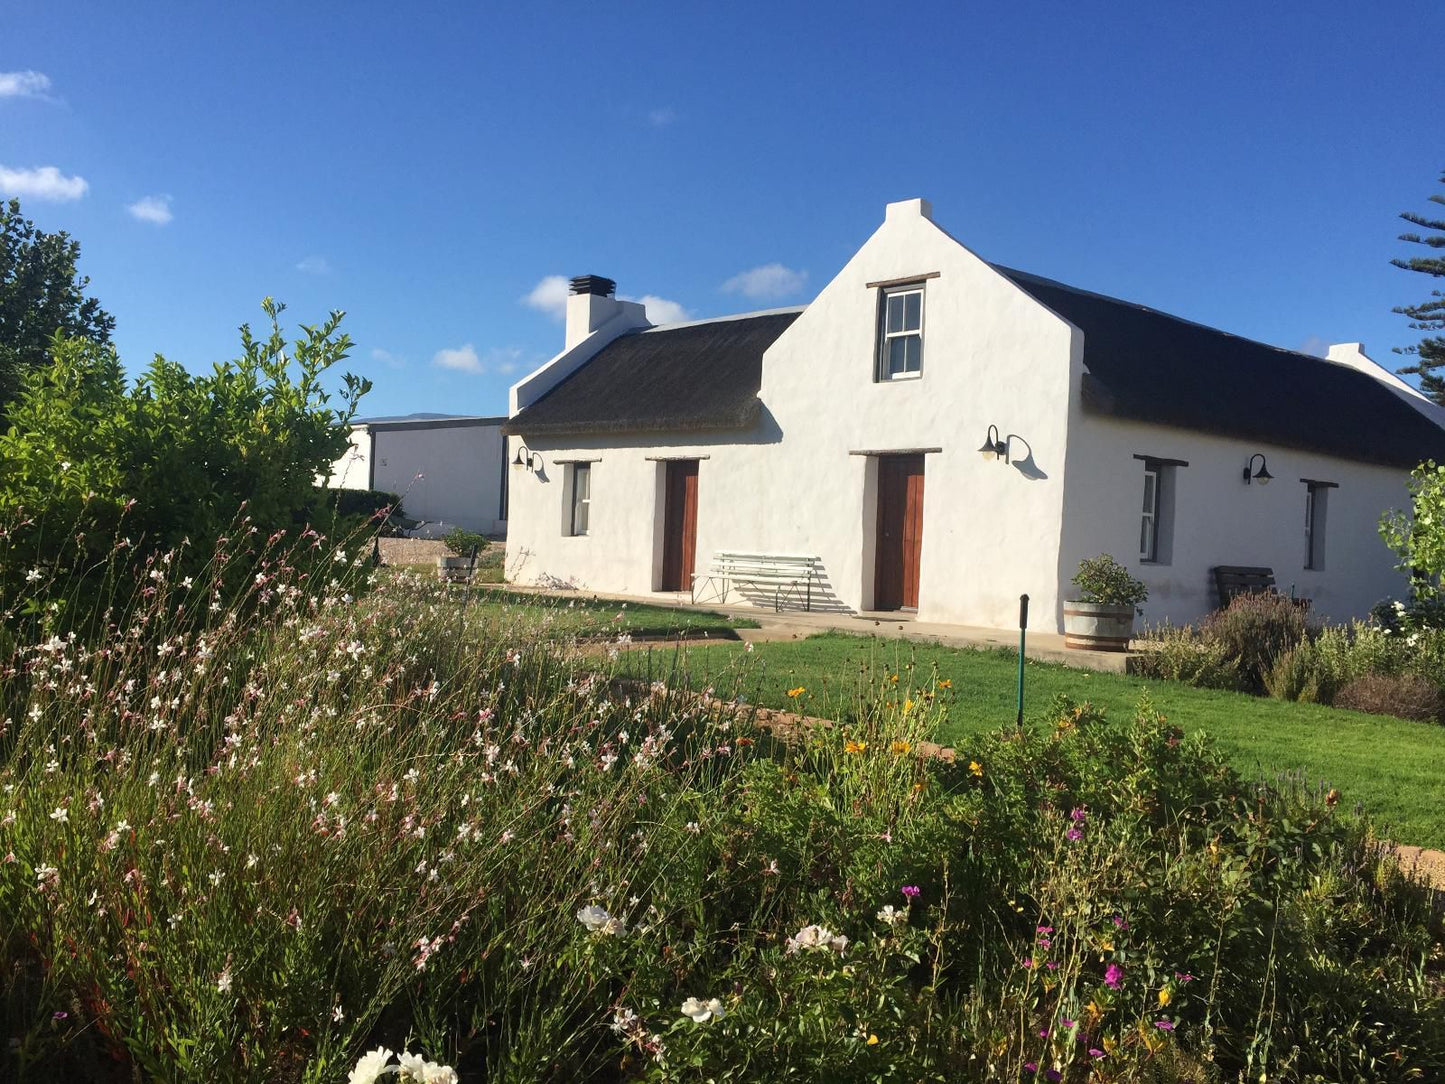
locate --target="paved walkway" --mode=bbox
[490,583,1141,674]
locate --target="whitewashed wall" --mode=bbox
[328,422,508,535]
[1058,414,1412,627]
[325,426,372,490]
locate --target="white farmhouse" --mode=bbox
[502,199,1445,631]
[328,413,509,536]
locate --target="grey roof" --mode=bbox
[502,310,803,437]
[996,267,1445,469]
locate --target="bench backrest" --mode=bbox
[1212,565,1276,607]
[712,551,821,571]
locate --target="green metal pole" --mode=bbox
[1016,593,1029,727]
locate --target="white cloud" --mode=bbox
[434,344,482,373]
[432,344,525,376]
[522,275,570,321]
[0,164,87,202]
[721,263,808,301]
[629,294,690,325]
[0,71,52,99]
[296,254,331,275]
[370,347,406,369]
[126,194,173,225]
[648,106,677,128]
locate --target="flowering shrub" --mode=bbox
[0,541,1441,1081]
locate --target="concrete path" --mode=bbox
[486,582,1141,675]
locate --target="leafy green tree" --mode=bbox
[0,198,115,415]
[1381,460,1445,599]
[1393,173,1445,405]
[0,299,370,617]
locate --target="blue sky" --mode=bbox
[5,1,1443,419]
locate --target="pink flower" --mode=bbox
[1070,806,1087,822]
[1066,827,1083,841]
[901,885,921,899]
[1154,1019,1175,1031]
[1023,1063,1037,1073]
[1104,962,1122,988]
[1088,1047,1105,1057]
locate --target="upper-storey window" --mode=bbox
[876,285,924,380]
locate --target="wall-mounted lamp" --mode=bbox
[1242,453,1272,486]
[512,443,542,472]
[977,424,1009,463]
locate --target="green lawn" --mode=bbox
[467,588,757,639]
[621,632,1445,850]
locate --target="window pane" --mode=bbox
[889,337,907,375]
[576,464,590,499]
[886,295,904,334]
[575,502,588,535]
[904,334,922,372]
[1141,472,1156,514]
[904,291,921,331]
[1140,515,1154,560]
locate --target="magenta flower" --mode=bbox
[1066,827,1083,841]
[1060,1018,1075,1029]
[1088,1047,1105,1057]
[1174,970,1195,983]
[1045,960,1059,970]
[1104,962,1122,988]
[901,885,921,899]
[1036,924,1054,934]
[1023,1063,1037,1073]
[1070,806,1087,822]
[1038,1027,1049,1037]
[1022,957,1034,969]
[1154,1019,1175,1031]
[1112,915,1128,929]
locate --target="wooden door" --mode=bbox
[660,460,699,591]
[874,454,925,610]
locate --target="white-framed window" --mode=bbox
[569,462,591,536]
[876,285,924,380]
[1140,467,1159,562]
[1304,480,1333,570]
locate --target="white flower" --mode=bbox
[876,904,909,929]
[395,1050,458,1083]
[216,967,232,993]
[25,568,43,583]
[49,807,68,824]
[611,1006,640,1034]
[785,923,849,955]
[347,1047,395,1084]
[576,905,626,936]
[680,996,727,1023]
[332,1004,345,1022]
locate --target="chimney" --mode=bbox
[565,274,648,350]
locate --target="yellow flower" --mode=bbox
[889,673,899,684]
[1085,1000,1103,1022]
[937,678,952,689]
[969,760,984,777]
[866,1034,879,1046]
[1102,1036,1118,1055]
[891,740,911,755]
[786,686,805,699]
[1158,987,1172,1007]
[903,698,914,713]
[845,739,868,755]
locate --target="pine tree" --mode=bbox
[1393,172,1445,405]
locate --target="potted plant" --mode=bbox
[437,527,488,582]
[1062,553,1148,651]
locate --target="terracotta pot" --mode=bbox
[1062,601,1135,651]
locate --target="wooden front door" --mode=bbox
[660,460,699,591]
[874,454,925,610]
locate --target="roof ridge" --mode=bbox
[993,264,1334,368]
[640,306,807,334]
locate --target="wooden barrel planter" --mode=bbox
[1062,602,1135,652]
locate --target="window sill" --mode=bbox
[875,372,923,384]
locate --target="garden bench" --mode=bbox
[1211,565,1276,608]
[691,551,823,612]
